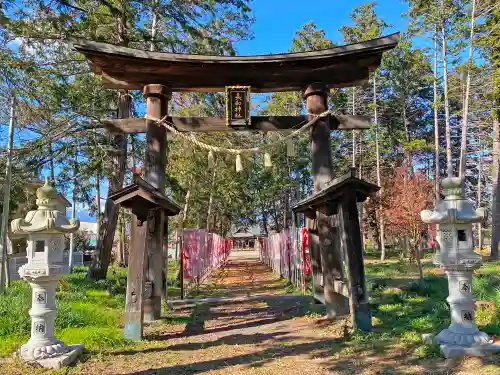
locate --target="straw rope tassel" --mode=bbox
[287,138,296,157]
[207,150,215,169]
[235,153,243,172]
[264,152,272,168]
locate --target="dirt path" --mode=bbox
[188,250,293,298]
[4,251,499,374]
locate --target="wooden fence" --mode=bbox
[181,229,232,293]
[259,227,310,291]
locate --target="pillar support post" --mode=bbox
[143,84,170,321]
[305,83,349,318]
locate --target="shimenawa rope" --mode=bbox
[144,110,332,171]
[144,110,332,155]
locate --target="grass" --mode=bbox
[0,261,181,358]
[342,259,500,360]
[1,254,499,373]
[0,266,127,357]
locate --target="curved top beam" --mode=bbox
[73,33,399,92]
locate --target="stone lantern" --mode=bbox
[11,179,83,368]
[421,177,499,358]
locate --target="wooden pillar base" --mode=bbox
[143,208,165,321]
[318,211,349,319]
[143,295,161,322]
[339,193,372,332]
[124,216,147,340]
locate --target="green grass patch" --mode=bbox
[57,327,127,352]
[0,262,184,357]
[0,265,130,357]
[0,334,27,356]
[347,259,500,360]
[478,260,500,276]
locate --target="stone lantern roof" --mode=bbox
[11,179,80,235]
[421,177,486,225]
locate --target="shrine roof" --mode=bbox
[292,168,379,213]
[108,176,181,221]
[73,33,399,92]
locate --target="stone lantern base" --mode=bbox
[22,344,84,369]
[18,264,84,368]
[434,323,500,359]
[437,341,500,359]
[431,266,500,359]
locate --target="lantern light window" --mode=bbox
[35,241,45,253]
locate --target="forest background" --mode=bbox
[0,0,499,281]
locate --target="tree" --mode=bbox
[383,167,434,282]
[379,36,434,174]
[2,0,254,279]
[478,0,500,259]
[339,2,390,252]
[339,2,390,172]
[339,2,390,42]
[458,0,476,178]
[372,71,387,259]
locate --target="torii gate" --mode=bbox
[74,33,398,338]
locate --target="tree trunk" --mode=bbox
[88,92,129,280]
[402,105,413,174]
[415,240,424,285]
[150,0,159,52]
[402,236,410,260]
[206,169,216,232]
[477,145,482,250]
[441,11,453,177]
[88,1,129,280]
[0,97,15,293]
[490,116,500,259]
[283,185,290,231]
[374,73,386,260]
[96,173,101,230]
[49,142,55,181]
[458,0,476,178]
[261,204,269,235]
[69,146,78,272]
[433,29,440,203]
[117,210,126,265]
[373,215,381,251]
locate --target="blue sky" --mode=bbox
[238,1,411,113]
[236,1,409,55]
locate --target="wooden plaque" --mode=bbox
[225,86,251,128]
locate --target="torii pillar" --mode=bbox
[143,84,170,321]
[305,83,349,318]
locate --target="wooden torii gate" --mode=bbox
[73,33,399,337]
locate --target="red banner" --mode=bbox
[182,230,232,283]
[259,227,310,290]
